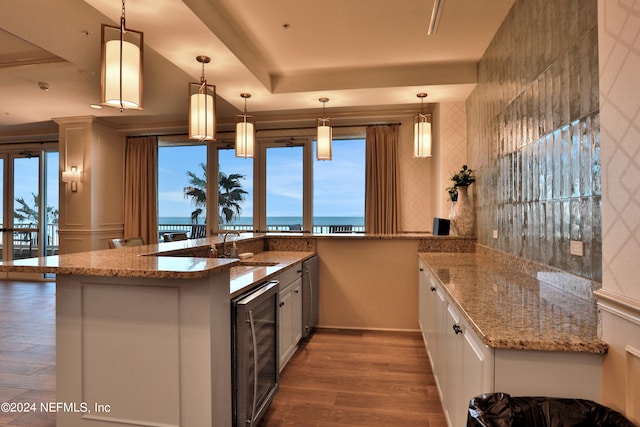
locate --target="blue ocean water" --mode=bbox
[159,216,364,226]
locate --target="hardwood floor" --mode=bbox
[0,281,56,427]
[259,329,447,427]
[0,281,446,427]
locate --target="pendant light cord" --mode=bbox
[118,0,127,111]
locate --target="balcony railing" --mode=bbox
[158,223,365,238]
[1,221,364,259]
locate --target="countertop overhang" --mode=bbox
[0,234,313,281]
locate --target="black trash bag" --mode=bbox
[467,392,636,427]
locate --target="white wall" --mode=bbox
[597,0,640,422]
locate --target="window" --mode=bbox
[0,145,58,279]
[157,143,207,237]
[265,145,304,231]
[313,138,365,233]
[155,132,365,237]
[217,148,253,231]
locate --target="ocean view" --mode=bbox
[159,216,364,226]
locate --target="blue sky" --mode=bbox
[8,153,59,225]
[158,139,365,220]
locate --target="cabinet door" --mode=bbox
[291,278,303,345]
[418,261,428,341]
[443,303,463,427]
[433,287,448,382]
[461,328,493,409]
[425,275,439,359]
[278,285,293,370]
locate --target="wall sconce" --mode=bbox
[62,166,83,192]
[236,93,255,158]
[317,97,332,161]
[101,0,143,110]
[414,93,432,158]
[189,55,216,141]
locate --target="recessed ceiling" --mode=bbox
[0,0,514,131]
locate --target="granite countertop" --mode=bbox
[229,251,315,298]
[0,243,237,279]
[418,252,607,354]
[0,234,313,282]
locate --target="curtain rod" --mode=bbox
[147,122,402,139]
[249,122,402,134]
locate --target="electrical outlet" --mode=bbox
[570,240,585,257]
[492,230,498,239]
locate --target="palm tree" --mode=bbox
[218,171,248,224]
[183,163,207,224]
[183,163,248,224]
[13,193,59,224]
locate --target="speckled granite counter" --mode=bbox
[0,236,314,290]
[229,251,314,297]
[0,245,239,279]
[419,252,607,354]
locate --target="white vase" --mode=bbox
[450,185,474,236]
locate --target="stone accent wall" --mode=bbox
[466,0,601,281]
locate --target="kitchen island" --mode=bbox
[0,237,313,427]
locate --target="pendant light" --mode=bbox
[189,56,217,141]
[317,97,332,161]
[101,0,143,110]
[414,93,432,158]
[236,93,255,158]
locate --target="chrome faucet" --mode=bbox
[222,230,240,258]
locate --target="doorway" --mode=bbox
[0,146,59,279]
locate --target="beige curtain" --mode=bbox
[365,125,400,234]
[124,136,158,244]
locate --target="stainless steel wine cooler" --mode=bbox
[231,280,280,427]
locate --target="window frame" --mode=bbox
[160,127,365,236]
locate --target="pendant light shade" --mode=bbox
[414,93,432,158]
[100,0,143,110]
[189,56,216,141]
[317,97,332,161]
[236,93,255,158]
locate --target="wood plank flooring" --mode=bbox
[259,329,447,427]
[0,281,446,427]
[0,281,56,427]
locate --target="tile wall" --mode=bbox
[466,0,601,280]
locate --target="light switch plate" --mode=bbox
[492,230,498,239]
[570,240,585,256]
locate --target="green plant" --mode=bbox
[13,193,58,224]
[183,163,248,224]
[450,165,475,187]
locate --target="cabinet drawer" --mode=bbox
[279,263,302,288]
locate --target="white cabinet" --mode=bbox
[418,260,601,427]
[418,262,495,427]
[278,264,302,371]
[418,260,428,342]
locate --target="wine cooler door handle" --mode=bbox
[248,310,258,427]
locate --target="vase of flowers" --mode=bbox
[449,165,475,236]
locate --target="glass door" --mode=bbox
[0,147,59,279]
[11,155,41,260]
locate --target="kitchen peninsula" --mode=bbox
[0,235,314,427]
